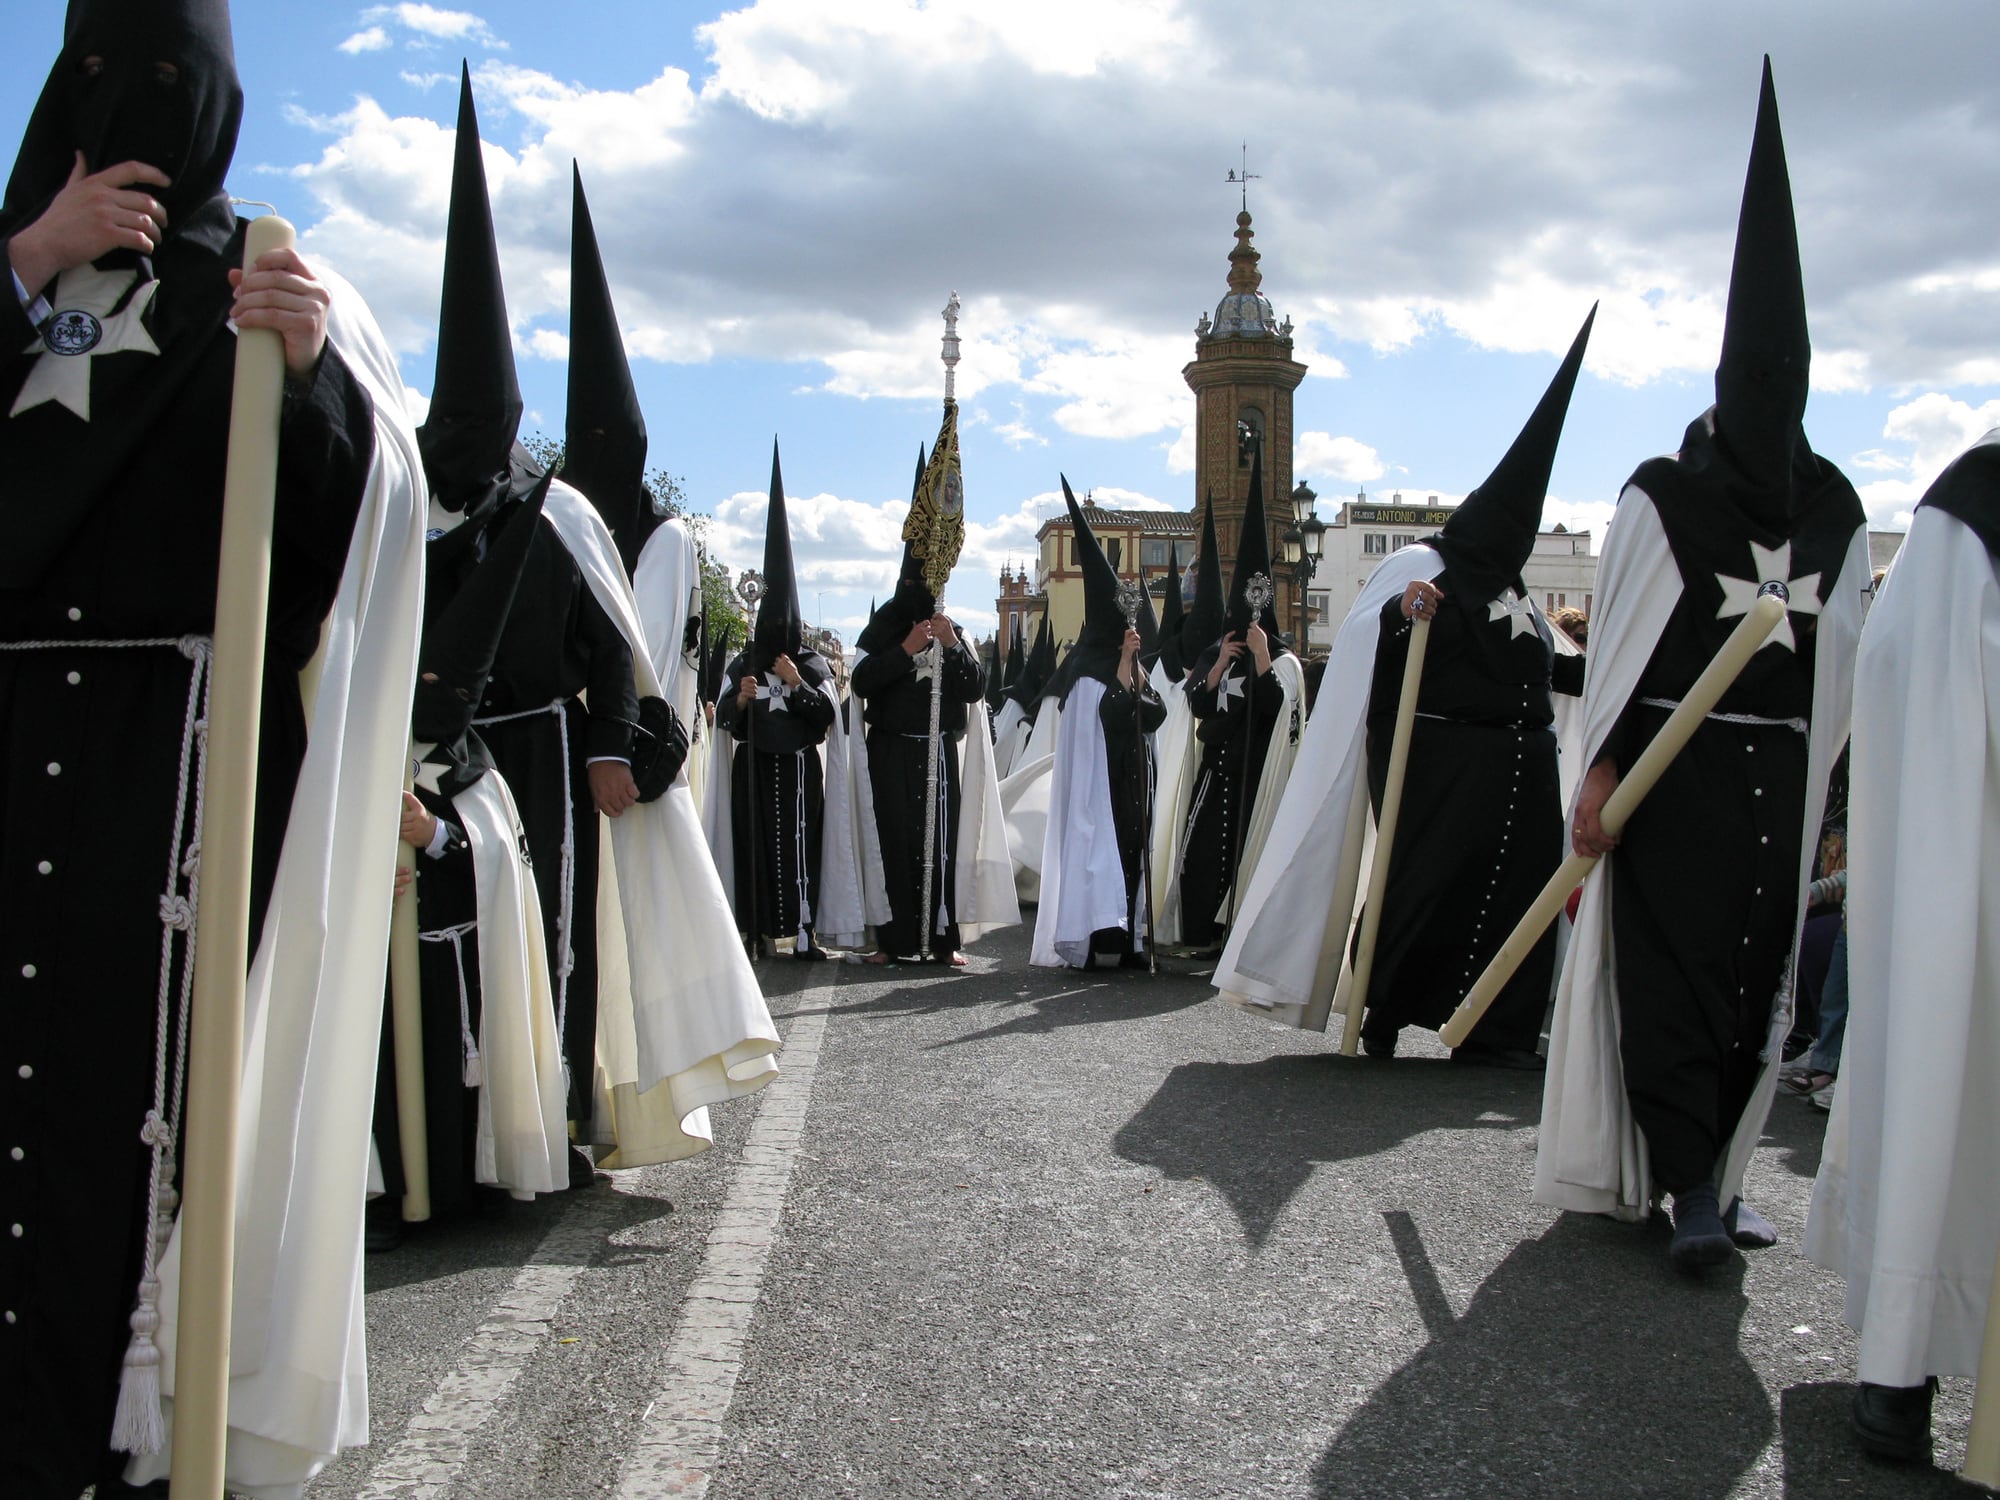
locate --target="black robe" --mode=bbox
[852,638,984,958]
[1355,584,1582,1055]
[1085,674,1167,959]
[0,228,372,1499]
[372,779,483,1216]
[1177,645,1287,949]
[716,650,835,941]
[464,521,635,1122]
[1602,457,1860,1194]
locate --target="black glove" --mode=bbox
[628,697,690,802]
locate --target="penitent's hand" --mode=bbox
[229,244,332,382]
[930,614,959,649]
[1402,579,1443,621]
[1572,759,1621,857]
[1246,622,1272,673]
[590,760,640,819]
[902,620,934,656]
[6,153,171,298]
[399,790,437,849]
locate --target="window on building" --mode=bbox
[1556,593,1566,608]
[1106,538,1121,570]
[1141,538,1169,568]
[1237,407,1265,469]
[1363,533,1389,556]
[1392,533,1417,551]
[1546,593,1556,611]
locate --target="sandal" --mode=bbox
[1783,1070,1835,1097]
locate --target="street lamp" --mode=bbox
[1286,481,1325,648]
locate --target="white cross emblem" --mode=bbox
[1218,669,1245,706]
[754,672,791,711]
[11,265,161,422]
[1715,540,1822,652]
[1488,588,1539,640]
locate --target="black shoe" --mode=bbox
[1669,1182,1736,1270]
[1450,1045,1546,1071]
[1723,1197,1779,1248]
[1851,1379,1936,1464]
[365,1200,404,1253]
[1117,951,1151,970]
[569,1144,602,1189]
[792,946,829,961]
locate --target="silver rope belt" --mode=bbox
[473,699,574,1083]
[1637,696,1808,735]
[419,920,482,1086]
[2,632,213,1454]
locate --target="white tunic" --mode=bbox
[1806,498,2000,1385]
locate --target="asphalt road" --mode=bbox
[307,924,1983,1500]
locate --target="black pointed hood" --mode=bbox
[415,469,551,752]
[1008,614,1053,709]
[1002,615,1026,691]
[1224,450,1284,644]
[565,163,650,576]
[1433,303,1594,608]
[752,440,805,666]
[417,64,522,519]
[2,0,242,256]
[1712,57,1811,514]
[1051,476,1129,700]
[983,635,1007,713]
[1154,543,1186,679]
[1183,493,1226,659]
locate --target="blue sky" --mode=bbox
[7,1,1998,638]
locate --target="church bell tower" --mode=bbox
[1182,208,1308,620]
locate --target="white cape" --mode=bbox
[999,694,1061,905]
[415,759,569,1197]
[1146,664,1198,947]
[956,697,1023,942]
[137,272,427,1495]
[631,519,710,810]
[1213,546,1443,1022]
[1805,501,2000,1385]
[1031,678,1136,966]
[991,696,1028,778]
[1534,486,1867,1221]
[1223,652,1307,927]
[541,481,780,1168]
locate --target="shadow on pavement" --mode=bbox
[362,1179,673,1294]
[1311,1212,1770,1499]
[924,975,1214,1050]
[1113,1054,1534,1249]
[1779,1381,1982,1499]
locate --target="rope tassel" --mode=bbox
[110,1273,167,1456]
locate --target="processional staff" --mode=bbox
[907,294,967,961]
[736,569,766,962]
[1224,571,1274,928]
[169,210,291,1497]
[1339,589,1433,1056]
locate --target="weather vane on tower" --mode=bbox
[1224,142,1260,212]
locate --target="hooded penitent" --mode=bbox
[750,439,809,672]
[1429,303,1595,618]
[1051,476,1130,704]
[0,0,247,588]
[1154,542,1186,680]
[416,64,528,528]
[1224,449,1286,646]
[1182,493,1225,663]
[414,470,551,784]
[565,163,651,576]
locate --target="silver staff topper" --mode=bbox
[736,570,766,610]
[1243,571,1275,616]
[1115,578,1143,626]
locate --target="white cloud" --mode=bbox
[360,4,506,49]
[1846,393,2000,528]
[1295,432,1384,485]
[339,27,392,55]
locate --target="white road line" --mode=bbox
[614,1005,830,1499]
[354,1187,626,1500]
